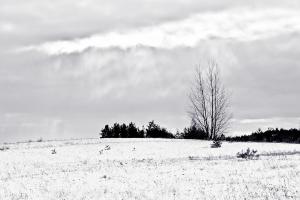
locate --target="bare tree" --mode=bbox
[188,59,232,140]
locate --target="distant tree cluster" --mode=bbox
[145,121,174,138]
[100,120,225,140]
[100,121,174,139]
[226,128,300,143]
[100,121,300,143]
[176,126,209,139]
[100,122,144,138]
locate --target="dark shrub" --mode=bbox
[211,139,222,148]
[237,148,259,159]
[120,123,128,138]
[180,126,209,139]
[127,122,144,138]
[51,149,56,154]
[145,121,174,138]
[111,123,121,138]
[101,125,112,138]
[0,146,9,151]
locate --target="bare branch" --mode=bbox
[188,59,232,139]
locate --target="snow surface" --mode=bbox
[0,138,299,199]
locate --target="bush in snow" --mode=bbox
[237,148,259,159]
[51,149,56,154]
[99,145,111,155]
[0,146,9,151]
[211,139,222,148]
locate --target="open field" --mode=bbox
[0,138,299,199]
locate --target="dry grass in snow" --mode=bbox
[0,138,299,199]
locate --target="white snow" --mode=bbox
[0,138,299,199]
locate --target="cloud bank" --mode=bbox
[21,8,300,55]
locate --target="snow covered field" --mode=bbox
[0,138,299,200]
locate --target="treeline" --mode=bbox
[100,122,300,143]
[100,121,211,139]
[226,128,300,143]
[100,121,174,138]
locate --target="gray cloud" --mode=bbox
[2,0,300,49]
[228,33,300,119]
[1,0,235,49]
[19,7,300,55]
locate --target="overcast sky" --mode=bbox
[1,0,300,142]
